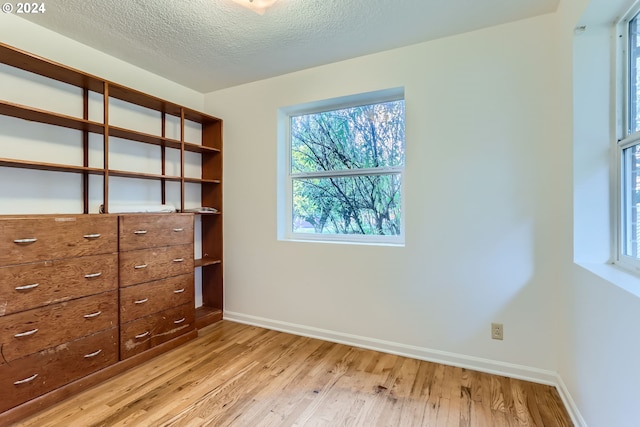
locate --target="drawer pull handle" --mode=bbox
[135,331,150,339]
[173,258,184,263]
[174,288,185,294]
[13,238,37,244]
[15,283,39,291]
[133,230,148,235]
[83,311,102,319]
[14,328,39,338]
[83,233,101,239]
[134,298,149,304]
[174,317,186,324]
[134,264,148,269]
[173,228,184,232]
[14,374,38,385]
[84,272,102,279]
[84,349,103,358]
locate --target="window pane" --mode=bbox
[292,174,402,236]
[630,14,640,134]
[290,100,405,174]
[623,144,640,258]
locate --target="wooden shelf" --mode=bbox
[184,177,221,184]
[0,41,224,421]
[108,83,183,117]
[184,142,221,154]
[0,101,105,133]
[195,257,222,268]
[0,43,105,93]
[0,40,224,327]
[108,169,182,181]
[109,126,182,149]
[193,211,221,216]
[0,158,104,174]
[183,108,222,124]
[195,306,223,329]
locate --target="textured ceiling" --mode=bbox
[19,0,559,93]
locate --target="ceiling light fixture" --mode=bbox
[231,0,279,15]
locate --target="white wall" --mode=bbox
[557,0,640,425]
[205,3,640,423]
[206,13,563,381]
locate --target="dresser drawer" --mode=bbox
[119,214,194,251]
[120,303,195,360]
[0,215,117,266]
[0,327,118,413]
[119,244,193,287]
[0,253,118,317]
[120,273,194,324]
[0,290,117,362]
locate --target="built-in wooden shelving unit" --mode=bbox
[0,42,223,328]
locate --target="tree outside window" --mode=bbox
[287,96,405,242]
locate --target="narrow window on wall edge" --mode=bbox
[618,7,640,270]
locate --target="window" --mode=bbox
[619,7,640,268]
[280,89,405,244]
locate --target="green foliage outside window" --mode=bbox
[290,100,405,236]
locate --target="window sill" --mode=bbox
[281,236,404,247]
[575,261,640,299]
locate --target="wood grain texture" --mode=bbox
[119,245,193,287]
[119,273,194,323]
[0,253,118,317]
[0,327,118,413]
[15,321,573,427]
[0,291,118,362]
[0,215,117,266]
[119,303,195,360]
[118,214,194,252]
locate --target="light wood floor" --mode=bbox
[17,321,573,427]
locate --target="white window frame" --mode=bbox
[277,88,405,245]
[616,2,640,272]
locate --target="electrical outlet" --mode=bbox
[491,323,503,340]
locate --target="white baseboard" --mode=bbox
[223,311,557,383]
[223,310,586,426]
[555,375,588,427]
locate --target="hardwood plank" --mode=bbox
[160,333,312,426]
[523,381,547,427]
[536,384,574,427]
[511,379,534,426]
[459,370,473,427]
[222,339,338,426]
[145,335,278,424]
[14,321,574,427]
[384,357,422,426]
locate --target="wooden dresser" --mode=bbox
[0,215,119,413]
[118,214,195,359]
[0,213,198,422]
